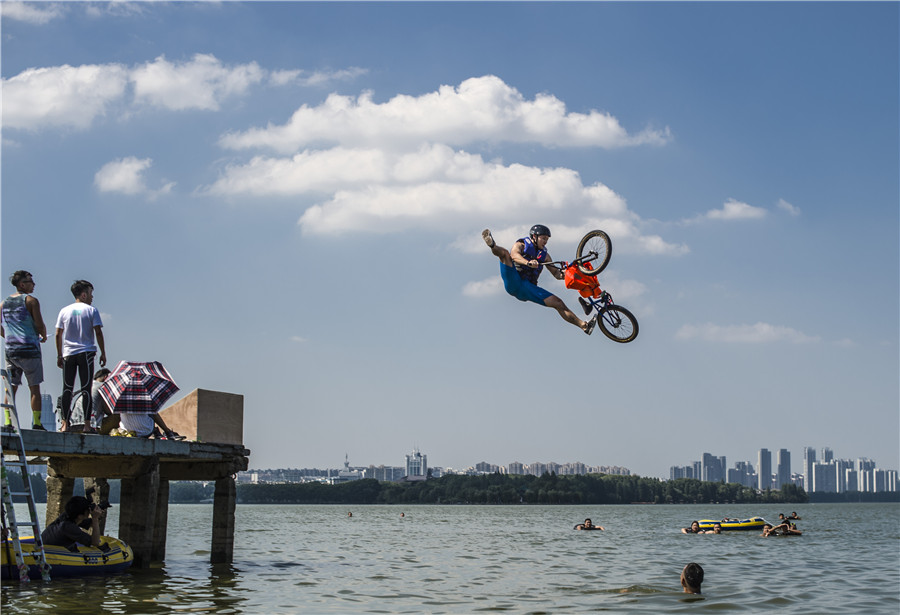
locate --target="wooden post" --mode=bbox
[45,462,74,528]
[210,476,236,563]
[118,457,159,568]
[151,479,170,562]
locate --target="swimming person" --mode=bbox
[574,518,604,530]
[681,562,704,594]
[681,521,701,534]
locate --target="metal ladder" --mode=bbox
[1,368,51,581]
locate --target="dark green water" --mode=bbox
[3,502,898,613]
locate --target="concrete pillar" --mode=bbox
[118,457,159,568]
[84,476,110,536]
[45,462,75,528]
[151,479,170,562]
[211,476,236,563]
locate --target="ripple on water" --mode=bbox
[2,503,899,614]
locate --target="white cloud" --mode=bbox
[83,1,147,19]
[289,336,307,343]
[1,1,65,24]
[203,142,686,255]
[705,199,767,221]
[294,152,624,235]
[219,75,671,154]
[675,322,820,344]
[462,277,503,297]
[131,54,265,111]
[270,67,368,87]
[2,63,129,130]
[681,198,768,225]
[94,157,174,199]
[2,54,359,131]
[777,198,801,216]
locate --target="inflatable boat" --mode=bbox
[1,536,132,580]
[697,517,766,532]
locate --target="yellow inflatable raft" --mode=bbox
[697,517,767,531]
[1,536,132,580]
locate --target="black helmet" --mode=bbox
[529,224,551,238]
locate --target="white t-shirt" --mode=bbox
[120,413,155,437]
[55,302,103,357]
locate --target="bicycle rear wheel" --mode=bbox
[576,230,612,276]
[597,305,638,343]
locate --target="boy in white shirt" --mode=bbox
[55,280,106,432]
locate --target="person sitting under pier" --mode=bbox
[41,495,104,550]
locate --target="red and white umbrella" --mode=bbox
[98,361,179,414]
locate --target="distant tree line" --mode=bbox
[234,473,811,505]
[2,474,213,505]
[18,473,899,506]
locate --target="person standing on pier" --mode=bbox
[55,280,106,432]
[0,270,49,430]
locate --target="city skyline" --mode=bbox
[31,393,900,484]
[2,2,897,478]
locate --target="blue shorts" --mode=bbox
[500,263,553,305]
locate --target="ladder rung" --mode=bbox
[5,460,28,466]
[14,520,39,527]
[9,491,31,497]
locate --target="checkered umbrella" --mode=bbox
[98,360,179,414]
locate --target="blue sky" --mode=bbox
[2,1,897,479]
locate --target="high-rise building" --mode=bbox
[803,447,816,492]
[508,461,525,475]
[757,448,772,491]
[528,462,548,476]
[40,393,57,431]
[405,447,427,477]
[702,453,725,482]
[728,461,756,488]
[844,468,858,492]
[775,449,791,488]
[813,462,837,493]
[832,459,853,493]
[821,447,834,463]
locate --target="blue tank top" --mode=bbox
[514,236,548,285]
[1,294,41,358]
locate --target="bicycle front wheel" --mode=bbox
[597,305,638,343]
[576,231,612,276]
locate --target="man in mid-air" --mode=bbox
[482,225,595,335]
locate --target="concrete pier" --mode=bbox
[2,423,250,568]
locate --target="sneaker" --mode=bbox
[31,424,47,431]
[166,431,187,441]
[1,424,15,434]
[482,229,495,249]
[578,297,592,316]
[584,316,597,335]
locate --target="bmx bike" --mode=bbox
[549,230,639,343]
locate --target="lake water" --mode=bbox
[2,502,898,613]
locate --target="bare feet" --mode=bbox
[482,229,495,248]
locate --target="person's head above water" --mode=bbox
[681,562,704,594]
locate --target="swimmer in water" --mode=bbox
[681,562,704,594]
